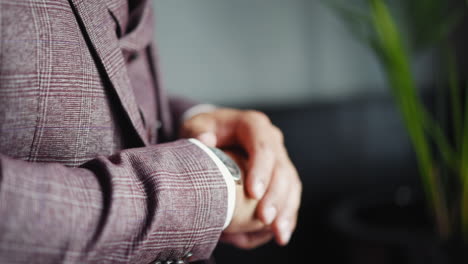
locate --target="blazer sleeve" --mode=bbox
[0,139,227,264]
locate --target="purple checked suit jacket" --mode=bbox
[0,0,227,263]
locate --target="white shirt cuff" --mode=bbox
[182,104,217,123]
[188,138,236,230]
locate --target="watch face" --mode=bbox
[209,147,242,183]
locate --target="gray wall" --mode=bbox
[153,0,433,106]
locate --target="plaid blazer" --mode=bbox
[0,0,227,263]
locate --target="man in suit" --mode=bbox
[0,0,302,263]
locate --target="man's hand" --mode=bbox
[180,108,302,246]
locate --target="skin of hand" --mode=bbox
[221,149,274,249]
[180,108,302,246]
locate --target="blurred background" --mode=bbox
[153,0,465,263]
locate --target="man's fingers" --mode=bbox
[276,179,301,245]
[180,114,218,146]
[256,163,289,225]
[272,175,301,246]
[257,160,301,245]
[273,211,298,246]
[197,132,217,147]
[245,146,275,200]
[220,230,274,250]
[237,111,277,200]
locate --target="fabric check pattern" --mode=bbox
[0,0,228,263]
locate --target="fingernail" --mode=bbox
[197,132,217,147]
[279,219,291,244]
[281,230,292,245]
[253,181,265,199]
[263,206,276,225]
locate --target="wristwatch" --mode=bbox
[208,147,242,184]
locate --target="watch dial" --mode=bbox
[209,147,242,182]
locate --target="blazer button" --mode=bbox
[175,261,185,264]
[182,252,193,263]
[156,120,162,129]
[184,252,193,259]
[128,52,139,62]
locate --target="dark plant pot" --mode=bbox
[330,190,467,264]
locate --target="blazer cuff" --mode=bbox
[98,139,229,262]
[188,138,236,230]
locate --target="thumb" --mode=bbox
[196,132,217,147]
[180,114,218,147]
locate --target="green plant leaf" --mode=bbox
[328,0,466,239]
[368,0,451,238]
[446,47,463,152]
[421,108,458,172]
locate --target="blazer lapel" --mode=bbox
[69,0,149,145]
